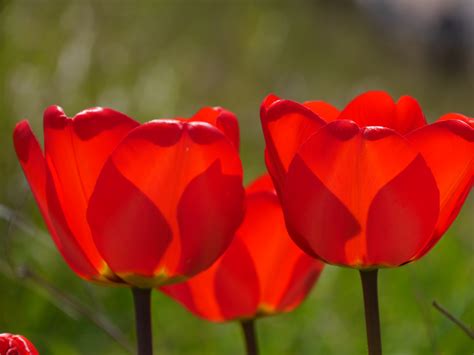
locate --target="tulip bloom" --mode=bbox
[261,91,473,268]
[0,333,38,355]
[162,175,323,354]
[13,105,245,355]
[261,91,473,354]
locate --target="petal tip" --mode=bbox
[74,106,107,121]
[186,121,226,145]
[260,93,281,117]
[140,119,184,146]
[190,106,240,149]
[438,113,474,131]
[327,120,360,140]
[214,108,240,150]
[44,105,67,129]
[435,119,474,142]
[350,90,394,104]
[13,120,35,163]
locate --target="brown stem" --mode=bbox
[240,319,259,355]
[360,269,382,355]
[132,288,153,355]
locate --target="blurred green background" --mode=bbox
[0,0,472,354]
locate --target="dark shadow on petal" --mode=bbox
[73,108,138,140]
[135,121,183,147]
[366,155,439,265]
[216,111,240,151]
[214,239,259,320]
[284,155,361,265]
[44,105,68,129]
[87,160,173,275]
[177,160,245,276]
[13,121,36,163]
[187,123,223,145]
[434,119,474,141]
[327,120,360,140]
[160,282,201,317]
[277,255,322,311]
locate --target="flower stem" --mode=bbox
[433,300,474,339]
[240,319,259,355]
[132,288,153,355]
[360,269,382,355]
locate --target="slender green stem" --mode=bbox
[240,319,259,355]
[132,288,153,355]
[433,300,474,339]
[360,270,382,355]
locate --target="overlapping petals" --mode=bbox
[261,98,326,193]
[408,118,474,258]
[260,91,473,268]
[14,106,245,287]
[161,175,323,322]
[337,91,427,134]
[0,333,38,355]
[188,106,240,150]
[14,107,139,282]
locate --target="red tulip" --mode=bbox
[162,175,323,322]
[0,333,38,355]
[13,106,245,287]
[261,91,473,268]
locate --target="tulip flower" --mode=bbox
[260,91,473,354]
[162,175,324,355]
[13,105,245,355]
[0,333,38,355]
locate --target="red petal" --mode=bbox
[283,154,361,265]
[338,91,395,127]
[261,99,326,192]
[46,175,105,278]
[177,160,245,276]
[438,113,474,128]
[13,121,99,278]
[88,120,244,282]
[284,120,439,267]
[303,101,340,122]
[395,95,427,133]
[408,119,474,258]
[365,155,440,265]
[43,106,139,274]
[190,107,240,150]
[87,160,172,276]
[0,337,6,353]
[161,238,259,322]
[214,238,260,320]
[162,175,321,320]
[0,334,38,355]
[162,257,226,321]
[276,254,322,311]
[337,91,426,134]
[44,106,139,199]
[239,189,322,313]
[245,174,275,194]
[160,282,205,319]
[260,93,281,117]
[13,121,50,228]
[264,148,282,197]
